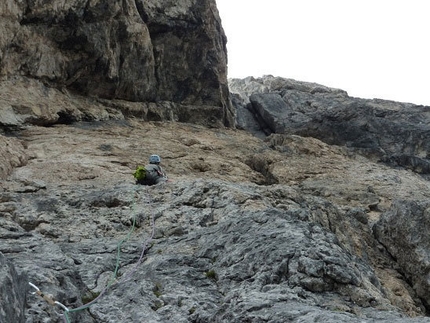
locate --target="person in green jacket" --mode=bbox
[134,154,167,186]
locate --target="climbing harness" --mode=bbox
[28,186,159,323]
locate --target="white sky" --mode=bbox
[216,0,430,106]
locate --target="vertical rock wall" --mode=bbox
[0,0,234,126]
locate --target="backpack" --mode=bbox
[133,166,147,181]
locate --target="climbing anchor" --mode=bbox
[28,282,70,312]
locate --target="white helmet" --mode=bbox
[149,154,161,164]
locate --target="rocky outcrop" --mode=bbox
[0,253,27,323]
[0,178,397,322]
[374,200,430,309]
[0,0,234,128]
[230,76,430,175]
[1,121,430,322]
[0,135,27,179]
[1,2,430,320]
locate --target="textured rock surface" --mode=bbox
[0,0,234,127]
[1,119,430,322]
[0,253,27,323]
[0,135,27,179]
[230,76,430,175]
[1,2,430,320]
[374,200,430,309]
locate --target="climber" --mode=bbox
[133,154,167,186]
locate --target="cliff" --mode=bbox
[1,116,430,322]
[0,0,234,129]
[1,1,430,323]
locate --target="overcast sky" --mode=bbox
[216,0,430,106]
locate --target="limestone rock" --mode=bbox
[1,1,430,321]
[0,134,27,179]
[374,200,430,308]
[1,120,430,322]
[0,0,233,127]
[0,252,27,323]
[231,75,430,175]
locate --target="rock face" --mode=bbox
[230,76,430,175]
[2,2,430,322]
[0,253,27,323]
[1,120,430,322]
[374,200,430,309]
[0,0,234,128]
[0,135,27,179]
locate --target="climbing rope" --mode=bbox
[29,186,158,322]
